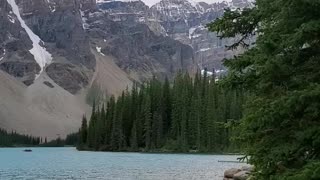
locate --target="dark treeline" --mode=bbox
[77,71,244,152]
[36,132,79,147]
[65,132,79,146]
[0,128,42,147]
[40,133,78,147]
[0,128,77,147]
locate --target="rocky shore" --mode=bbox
[224,166,254,180]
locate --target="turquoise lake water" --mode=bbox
[0,147,245,180]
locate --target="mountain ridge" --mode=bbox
[0,0,251,138]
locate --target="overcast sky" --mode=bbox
[141,0,230,7]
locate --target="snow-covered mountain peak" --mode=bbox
[96,0,141,4]
[152,0,197,11]
[151,0,204,20]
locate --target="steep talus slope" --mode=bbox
[91,51,133,97]
[0,70,88,139]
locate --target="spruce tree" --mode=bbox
[208,0,320,178]
[143,94,152,150]
[87,101,97,148]
[80,115,88,145]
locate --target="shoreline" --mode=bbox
[1,146,245,157]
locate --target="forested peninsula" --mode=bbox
[77,71,244,153]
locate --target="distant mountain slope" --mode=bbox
[0,0,253,138]
[0,0,197,137]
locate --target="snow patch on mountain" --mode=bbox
[188,27,196,39]
[153,0,199,17]
[96,47,105,56]
[187,0,198,7]
[0,49,5,62]
[97,0,140,4]
[80,4,90,30]
[45,0,56,12]
[7,0,53,79]
[197,47,211,52]
[7,13,15,23]
[201,69,213,76]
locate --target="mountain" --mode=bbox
[0,0,196,138]
[86,3,195,81]
[98,0,252,71]
[150,0,253,70]
[0,0,251,138]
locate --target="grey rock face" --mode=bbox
[0,0,96,94]
[150,0,252,70]
[87,6,195,81]
[20,0,96,93]
[98,0,252,72]
[46,63,89,94]
[0,0,41,85]
[97,0,167,36]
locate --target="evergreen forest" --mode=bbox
[0,128,41,147]
[78,71,244,153]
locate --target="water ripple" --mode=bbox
[0,148,245,180]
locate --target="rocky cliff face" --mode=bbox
[0,0,39,85]
[97,0,252,73]
[18,0,96,94]
[150,0,252,70]
[86,8,194,81]
[1,0,96,93]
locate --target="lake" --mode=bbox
[0,147,245,180]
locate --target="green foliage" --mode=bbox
[0,128,41,147]
[77,72,245,153]
[41,137,64,147]
[272,161,320,180]
[208,0,320,178]
[79,115,88,145]
[65,132,79,146]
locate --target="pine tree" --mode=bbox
[143,94,152,150]
[80,115,88,145]
[130,121,138,151]
[111,94,125,151]
[87,101,97,148]
[162,77,171,137]
[105,96,115,147]
[206,75,217,151]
